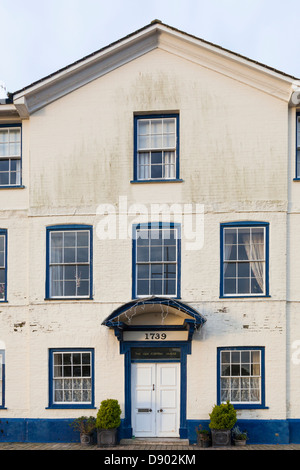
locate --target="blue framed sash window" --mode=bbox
[134,114,180,181]
[0,229,7,302]
[296,112,300,178]
[49,348,95,408]
[220,222,269,297]
[0,124,22,187]
[0,350,5,408]
[132,223,181,299]
[217,347,266,409]
[46,225,93,299]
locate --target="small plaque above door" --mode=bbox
[131,347,181,361]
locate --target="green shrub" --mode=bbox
[70,416,96,434]
[209,401,237,430]
[96,399,121,429]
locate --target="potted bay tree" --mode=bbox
[96,399,122,447]
[208,401,237,447]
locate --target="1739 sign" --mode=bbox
[122,330,188,341]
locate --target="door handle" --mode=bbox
[157,409,164,413]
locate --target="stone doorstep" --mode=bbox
[120,438,190,446]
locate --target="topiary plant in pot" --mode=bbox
[209,401,237,447]
[96,399,122,447]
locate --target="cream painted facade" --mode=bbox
[0,21,300,443]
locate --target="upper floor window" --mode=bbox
[220,222,269,297]
[134,114,179,181]
[296,112,300,178]
[218,347,265,409]
[0,230,7,302]
[0,350,5,408]
[0,125,21,186]
[46,225,92,299]
[133,223,181,298]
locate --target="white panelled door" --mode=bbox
[131,363,180,437]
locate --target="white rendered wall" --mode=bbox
[0,47,293,423]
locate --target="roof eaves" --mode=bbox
[12,19,299,99]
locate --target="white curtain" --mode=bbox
[138,153,150,179]
[50,233,64,296]
[242,230,264,293]
[164,151,175,178]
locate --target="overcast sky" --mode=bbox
[1,0,300,96]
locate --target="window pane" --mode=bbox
[238,262,250,277]
[150,229,162,245]
[138,120,149,135]
[164,264,176,279]
[151,264,163,279]
[138,134,149,149]
[77,280,89,296]
[64,232,76,247]
[65,265,76,280]
[137,246,149,262]
[224,244,236,261]
[224,278,236,294]
[251,277,263,294]
[238,243,250,260]
[65,281,76,296]
[64,246,76,262]
[137,264,150,279]
[77,247,89,263]
[0,173,9,185]
[164,151,175,177]
[77,231,89,247]
[79,265,90,280]
[137,279,149,295]
[136,229,149,244]
[151,152,162,164]
[224,262,236,278]
[151,279,162,294]
[0,142,8,157]
[238,277,250,294]
[150,246,162,261]
[0,160,9,171]
[163,229,176,244]
[164,245,176,261]
[0,131,8,143]
[151,164,163,179]
[164,279,176,295]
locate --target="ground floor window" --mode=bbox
[0,350,4,408]
[49,348,94,408]
[217,347,265,409]
[0,230,7,302]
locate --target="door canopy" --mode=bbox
[102,296,206,341]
